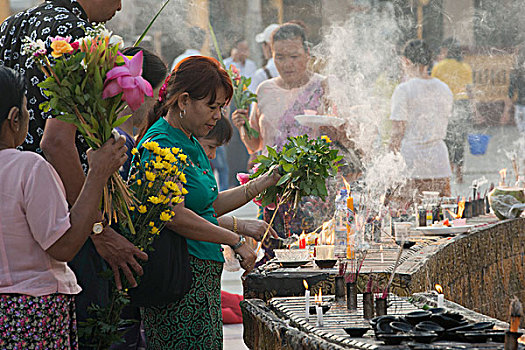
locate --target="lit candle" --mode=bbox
[303,280,310,319]
[435,284,444,308]
[316,305,324,327]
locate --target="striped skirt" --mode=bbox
[141,256,224,349]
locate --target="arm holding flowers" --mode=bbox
[217,216,278,242]
[212,167,280,216]
[43,122,148,289]
[46,137,128,262]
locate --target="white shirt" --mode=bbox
[171,49,201,71]
[390,77,453,179]
[223,57,257,81]
[249,58,280,92]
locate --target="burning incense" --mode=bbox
[500,168,507,187]
[381,245,404,299]
[510,297,523,333]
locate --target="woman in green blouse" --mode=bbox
[136,56,279,349]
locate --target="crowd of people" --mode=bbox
[0,0,524,349]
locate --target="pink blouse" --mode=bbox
[0,149,81,296]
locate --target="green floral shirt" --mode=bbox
[137,117,224,262]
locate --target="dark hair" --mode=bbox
[137,56,233,144]
[446,43,463,61]
[271,23,308,51]
[403,39,432,66]
[0,66,25,129]
[202,116,232,145]
[122,46,168,89]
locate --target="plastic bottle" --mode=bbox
[346,193,356,259]
[334,189,348,258]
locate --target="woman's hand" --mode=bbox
[87,136,128,180]
[234,243,257,271]
[238,218,278,241]
[232,109,249,130]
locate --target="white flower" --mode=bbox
[109,35,124,48]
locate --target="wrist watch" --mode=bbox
[91,218,108,235]
[231,235,246,250]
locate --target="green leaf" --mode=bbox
[276,172,292,186]
[112,114,131,128]
[267,146,278,159]
[282,163,293,173]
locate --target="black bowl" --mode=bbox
[370,315,397,329]
[485,330,505,343]
[430,314,463,329]
[377,333,411,345]
[390,321,413,333]
[470,321,494,331]
[443,311,464,321]
[315,259,337,269]
[415,321,445,335]
[377,319,395,334]
[461,331,491,343]
[405,311,432,325]
[410,331,438,344]
[427,307,446,315]
[447,323,474,333]
[396,240,416,249]
[309,304,331,315]
[344,327,370,337]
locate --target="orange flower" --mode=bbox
[50,40,73,58]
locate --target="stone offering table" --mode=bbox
[241,293,523,350]
[242,216,525,347]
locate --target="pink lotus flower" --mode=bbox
[102,51,153,111]
[236,172,250,185]
[237,172,276,209]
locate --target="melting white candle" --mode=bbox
[305,290,310,319]
[316,305,324,327]
[437,293,444,308]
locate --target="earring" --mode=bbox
[179,109,186,119]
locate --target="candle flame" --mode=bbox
[319,289,323,303]
[435,284,443,294]
[457,198,465,219]
[303,279,308,290]
[342,176,351,193]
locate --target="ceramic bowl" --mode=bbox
[315,259,337,269]
[343,327,370,337]
[273,249,309,261]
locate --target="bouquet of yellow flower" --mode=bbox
[79,141,189,349]
[21,23,153,229]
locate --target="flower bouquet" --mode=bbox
[250,134,343,244]
[22,24,153,229]
[227,64,259,138]
[79,141,188,349]
[208,23,259,138]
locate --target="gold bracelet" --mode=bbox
[232,216,239,233]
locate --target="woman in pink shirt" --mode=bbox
[0,66,128,349]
